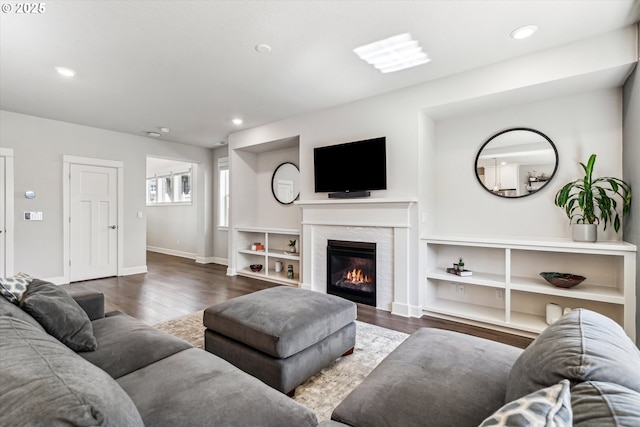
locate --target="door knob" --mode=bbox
[109,225,117,229]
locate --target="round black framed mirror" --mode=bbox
[475,128,558,198]
[271,162,300,205]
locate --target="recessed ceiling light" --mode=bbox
[354,33,430,73]
[232,118,243,125]
[255,44,272,54]
[147,132,161,138]
[55,66,76,77]
[510,25,538,40]
[159,127,170,133]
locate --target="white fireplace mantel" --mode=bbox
[296,198,420,317]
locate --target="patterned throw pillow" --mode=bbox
[0,273,33,304]
[480,379,572,427]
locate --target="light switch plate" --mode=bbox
[24,211,43,221]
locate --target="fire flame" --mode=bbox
[345,268,373,285]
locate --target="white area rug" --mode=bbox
[154,311,409,422]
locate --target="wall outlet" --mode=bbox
[457,284,465,294]
[496,289,504,300]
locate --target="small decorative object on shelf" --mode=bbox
[446,267,473,277]
[288,240,297,254]
[545,303,562,325]
[457,258,465,270]
[250,264,263,273]
[287,265,294,279]
[540,272,586,289]
[251,243,265,251]
[275,260,283,273]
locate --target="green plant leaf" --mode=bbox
[554,154,631,233]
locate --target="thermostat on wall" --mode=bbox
[24,212,43,221]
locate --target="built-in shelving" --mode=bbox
[235,227,300,286]
[421,235,636,341]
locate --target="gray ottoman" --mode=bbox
[203,286,357,396]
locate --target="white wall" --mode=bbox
[0,110,215,282]
[228,26,637,314]
[146,159,198,258]
[622,24,640,344]
[432,89,624,241]
[211,145,229,264]
[254,146,300,229]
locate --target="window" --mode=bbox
[146,169,192,205]
[218,157,229,228]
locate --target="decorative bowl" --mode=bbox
[540,272,586,289]
[249,264,263,272]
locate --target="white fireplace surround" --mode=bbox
[296,198,419,317]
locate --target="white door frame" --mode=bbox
[63,155,124,283]
[0,148,15,277]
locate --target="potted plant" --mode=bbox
[457,258,465,271]
[288,239,297,254]
[554,154,631,242]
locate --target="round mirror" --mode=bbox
[475,128,558,198]
[271,162,300,204]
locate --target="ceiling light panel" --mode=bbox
[55,66,76,77]
[354,33,430,73]
[510,25,538,40]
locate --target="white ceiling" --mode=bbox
[1,1,638,148]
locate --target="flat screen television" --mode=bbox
[314,137,386,197]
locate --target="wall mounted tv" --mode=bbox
[314,137,386,198]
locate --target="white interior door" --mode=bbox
[0,157,5,278]
[70,164,118,281]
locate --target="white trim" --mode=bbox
[195,256,228,265]
[42,276,67,285]
[146,245,197,260]
[63,156,125,283]
[146,202,193,207]
[0,149,14,277]
[121,265,148,276]
[63,155,123,168]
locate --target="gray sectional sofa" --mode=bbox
[0,279,317,427]
[323,308,640,427]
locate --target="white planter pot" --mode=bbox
[572,223,597,242]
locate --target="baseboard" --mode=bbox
[121,265,148,276]
[299,282,313,291]
[195,256,228,265]
[146,246,197,260]
[44,276,68,285]
[391,302,422,318]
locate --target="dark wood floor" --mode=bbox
[62,251,533,349]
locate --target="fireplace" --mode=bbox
[327,240,376,306]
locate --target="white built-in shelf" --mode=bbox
[234,227,301,286]
[421,235,636,341]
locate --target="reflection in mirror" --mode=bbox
[271,162,300,204]
[475,128,558,198]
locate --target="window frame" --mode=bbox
[217,157,229,230]
[146,168,193,206]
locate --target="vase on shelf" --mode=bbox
[572,223,597,242]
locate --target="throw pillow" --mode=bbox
[506,309,640,401]
[571,381,640,427]
[480,379,572,427]
[0,316,144,427]
[0,272,33,304]
[20,279,98,352]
